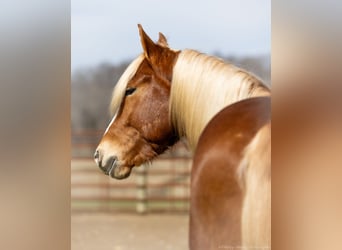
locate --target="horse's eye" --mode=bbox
[125,88,136,96]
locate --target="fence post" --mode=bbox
[136,164,148,214]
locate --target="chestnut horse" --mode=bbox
[94,25,271,249]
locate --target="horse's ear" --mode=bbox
[158,32,168,47]
[138,24,159,61]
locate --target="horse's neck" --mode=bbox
[170,50,270,151]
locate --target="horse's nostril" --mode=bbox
[94,150,100,160]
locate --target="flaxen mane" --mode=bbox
[170,49,270,149]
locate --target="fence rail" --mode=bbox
[71,130,192,214]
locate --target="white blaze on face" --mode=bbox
[104,112,118,135]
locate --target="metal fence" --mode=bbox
[71,130,192,213]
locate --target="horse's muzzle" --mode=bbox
[94,149,131,179]
[94,149,117,175]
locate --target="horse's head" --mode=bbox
[94,25,179,179]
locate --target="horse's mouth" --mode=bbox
[107,159,132,180]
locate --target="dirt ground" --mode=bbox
[72,213,189,250]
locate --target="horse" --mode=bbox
[94,24,271,250]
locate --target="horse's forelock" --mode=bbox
[109,54,145,116]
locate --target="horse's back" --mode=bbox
[195,96,270,159]
[190,96,271,250]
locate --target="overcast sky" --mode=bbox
[72,0,270,71]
